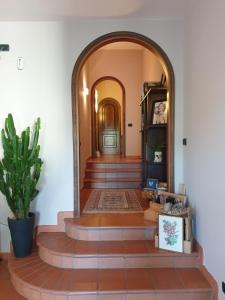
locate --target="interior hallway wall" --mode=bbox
[0,22,73,252]
[184,1,225,298]
[142,49,165,83]
[87,49,143,156]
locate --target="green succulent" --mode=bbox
[0,114,43,219]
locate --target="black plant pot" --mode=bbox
[8,212,35,258]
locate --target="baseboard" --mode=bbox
[0,252,10,260]
[35,211,73,235]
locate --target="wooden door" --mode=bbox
[98,98,121,155]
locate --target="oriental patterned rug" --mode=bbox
[83,189,143,213]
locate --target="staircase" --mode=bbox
[8,213,214,300]
[84,156,142,189]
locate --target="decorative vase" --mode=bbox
[8,212,35,258]
[154,151,162,163]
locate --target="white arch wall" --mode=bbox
[0,19,184,251]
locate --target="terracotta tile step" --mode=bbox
[85,168,142,173]
[37,232,202,269]
[84,178,142,182]
[87,163,142,169]
[64,215,156,241]
[84,178,142,189]
[87,156,142,164]
[85,169,142,179]
[84,181,142,189]
[65,213,154,227]
[85,174,142,180]
[8,253,213,300]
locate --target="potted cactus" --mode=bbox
[0,114,43,257]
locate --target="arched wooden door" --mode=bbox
[97,98,121,155]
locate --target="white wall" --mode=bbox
[0,18,184,251]
[0,22,74,251]
[184,1,225,298]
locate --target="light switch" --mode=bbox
[17,57,24,70]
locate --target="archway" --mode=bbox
[72,31,175,216]
[91,76,126,157]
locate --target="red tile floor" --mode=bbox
[0,185,214,299]
[0,259,26,299]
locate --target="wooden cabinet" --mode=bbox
[141,82,168,187]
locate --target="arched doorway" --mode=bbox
[91,76,126,157]
[97,98,121,155]
[72,31,175,216]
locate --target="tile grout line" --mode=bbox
[174,267,186,291]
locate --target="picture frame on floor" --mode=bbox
[146,178,158,190]
[158,214,184,253]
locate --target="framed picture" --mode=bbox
[152,100,167,125]
[146,178,158,190]
[159,214,184,252]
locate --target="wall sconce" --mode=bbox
[82,87,89,97]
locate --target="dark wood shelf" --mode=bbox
[148,162,166,166]
[141,83,168,184]
[140,87,167,105]
[143,159,166,165]
[142,124,167,131]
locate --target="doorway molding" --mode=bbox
[72,31,175,216]
[91,76,126,157]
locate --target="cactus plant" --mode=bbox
[0,114,43,219]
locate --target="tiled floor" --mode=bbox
[37,232,200,257]
[0,259,26,299]
[1,167,214,300]
[37,232,201,270]
[66,213,155,228]
[8,251,212,299]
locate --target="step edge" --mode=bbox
[37,243,200,258]
[84,178,142,182]
[11,270,213,296]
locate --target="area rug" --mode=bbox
[83,189,143,213]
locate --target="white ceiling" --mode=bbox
[0,0,185,21]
